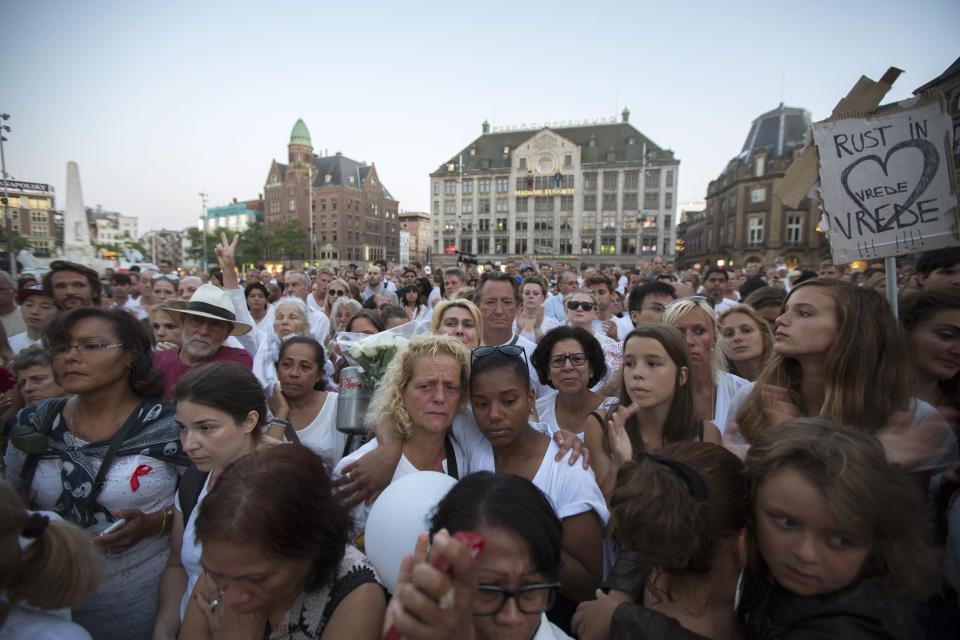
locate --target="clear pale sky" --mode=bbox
[2,0,957,233]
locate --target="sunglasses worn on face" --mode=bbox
[567,301,595,311]
[329,290,347,296]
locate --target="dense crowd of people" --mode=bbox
[1,241,959,639]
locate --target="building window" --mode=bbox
[583,194,597,211]
[516,219,528,231]
[432,200,439,214]
[621,237,637,254]
[787,215,803,244]
[666,170,674,187]
[479,179,491,194]
[560,195,573,211]
[664,193,673,209]
[495,198,508,213]
[479,199,491,214]
[751,187,765,203]
[477,237,490,254]
[581,237,595,255]
[518,158,527,170]
[462,201,474,214]
[602,214,616,231]
[602,173,617,191]
[534,197,553,213]
[288,198,296,212]
[581,214,597,231]
[564,154,573,168]
[479,219,490,232]
[583,173,597,191]
[534,216,551,231]
[663,214,672,229]
[445,180,456,195]
[495,177,509,193]
[642,215,657,230]
[516,197,528,213]
[643,192,659,210]
[445,201,456,214]
[514,238,528,253]
[644,169,660,189]
[754,155,765,177]
[433,181,440,196]
[462,179,473,194]
[624,171,639,190]
[559,215,572,231]
[748,216,764,245]
[600,239,617,255]
[623,192,638,210]
[602,193,617,210]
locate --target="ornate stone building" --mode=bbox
[429,109,679,266]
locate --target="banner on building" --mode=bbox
[399,231,410,264]
[813,95,959,265]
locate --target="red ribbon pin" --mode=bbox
[130,465,153,492]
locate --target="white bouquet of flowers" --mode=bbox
[335,320,425,388]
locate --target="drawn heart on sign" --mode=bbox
[840,139,939,229]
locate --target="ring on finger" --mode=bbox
[438,586,456,610]
[207,598,220,611]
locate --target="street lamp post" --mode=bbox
[0,113,14,277]
[198,191,208,273]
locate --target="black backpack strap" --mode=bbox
[444,434,459,480]
[18,398,69,492]
[178,465,210,524]
[89,401,148,507]
[284,422,301,445]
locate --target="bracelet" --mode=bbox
[269,418,292,428]
[159,508,171,536]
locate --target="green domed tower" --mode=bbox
[288,118,313,166]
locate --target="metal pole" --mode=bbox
[308,161,315,265]
[884,255,898,319]
[0,113,15,278]
[198,191,208,273]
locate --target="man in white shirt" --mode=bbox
[473,270,547,398]
[110,272,148,320]
[585,273,633,340]
[704,267,737,314]
[308,267,334,312]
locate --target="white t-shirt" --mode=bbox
[453,417,609,524]
[0,602,92,640]
[333,436,465,536]
[175,473,212,621]
[290,392,347,469]
[8,331,39,355]
[713,370,750,434]
[725,382,959,471]
[535,394,618,438]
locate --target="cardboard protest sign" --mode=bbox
[813,97,958,264]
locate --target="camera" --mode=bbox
[456,251,479,266]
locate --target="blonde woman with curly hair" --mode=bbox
[0,479,100,638]
[662,297,749,434]
[332,335,469,537]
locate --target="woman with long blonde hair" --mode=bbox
[662,297,748,434]
[730,278,957,472]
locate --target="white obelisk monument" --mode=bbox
[62,161,96,262]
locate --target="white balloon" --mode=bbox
[364,471,457,592]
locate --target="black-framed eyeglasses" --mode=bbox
[549,353,587,369]
[566,300,595,312]
[473,582,561,616]
[471,344,528,367]
[47,342,126,359]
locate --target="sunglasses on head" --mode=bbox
[666,295,708,309]
[566,300,595,311]
[471,344,529,367]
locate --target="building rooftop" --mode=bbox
[272,152,396,200]
[432,118,677,176]
[737,103,810,162]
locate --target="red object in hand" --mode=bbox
[384,531,485,640]
[129,465,153,492]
